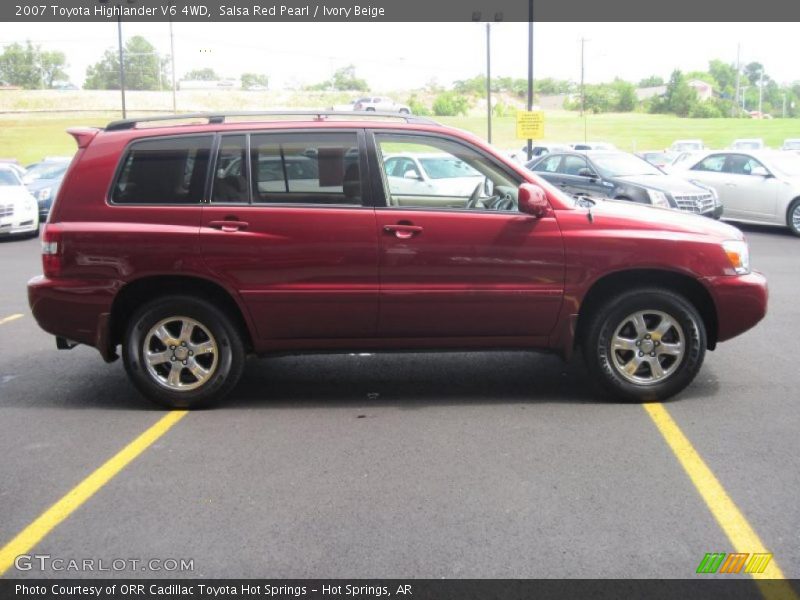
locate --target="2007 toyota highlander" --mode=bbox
[27,111,768,408]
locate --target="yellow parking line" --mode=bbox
[644,403,797,599]
[0,410,187,576]
[0,314,23,326]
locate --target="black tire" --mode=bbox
[786,198,800,237]
[123,295,245,409]
[365,107,376,112]
[582,288,706,402]
[399,108,410,115]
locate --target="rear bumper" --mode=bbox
[28,275,117,361]
[703,271,768,342]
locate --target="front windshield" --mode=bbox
[0,169,21,186]
[735,141,762,150]
[673,142,701,152]
[419,157,481,179]
[767,153,800,177]
[591,153,663,177]
[783,141,800,150]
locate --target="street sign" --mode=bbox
[516,110,545,140]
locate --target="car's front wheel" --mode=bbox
[582,288,706,402]
[123,296,245,409]
[787,198,800,237]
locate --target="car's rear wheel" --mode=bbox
[582,288,706,402]
[399,108,410,115]
[123,296,245,409]
[787,198,800,237]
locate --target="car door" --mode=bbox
[370,131,565,339]
[558,154,607,198]
[720,154,779,220]
[529,153,564,188]
[686,154,734,214]
[200,130,379,342]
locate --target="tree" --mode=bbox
[708,59,737,95]
[84,36,167,91]
[184,68,219,81]
[241,73,268,90]
[612,79,637,111]
[638,75,664,88]
[0,41,67,89]
[331,65,368,91]
[664,69,698,117]
[744,62,767,86]
[432,92,469,116]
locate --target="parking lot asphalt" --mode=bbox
[0,225,798,580]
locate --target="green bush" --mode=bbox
[689,101,723,118]
[406,93,431,116]
[432,92,469,116]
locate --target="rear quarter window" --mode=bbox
[111,135,212,204]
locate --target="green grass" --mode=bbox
[437,112,800,152]
[3,108,800,165]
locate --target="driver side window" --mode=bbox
[374,133,519,211]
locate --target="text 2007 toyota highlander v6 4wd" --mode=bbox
[28,112,768,408]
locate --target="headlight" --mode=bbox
[37,187,52,202]
[722,240,750,275]
[646,188,671,208]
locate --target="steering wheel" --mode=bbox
[465,183,483,209]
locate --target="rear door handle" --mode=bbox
[383,224,423,239]
[209,220,249,232]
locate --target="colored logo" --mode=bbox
[696,552,773,574]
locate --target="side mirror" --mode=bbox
[577,167,597,179]
[518,183,550,218]
[403,170,422,180]
[751,166,771,177]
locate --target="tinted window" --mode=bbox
[724,155,765,176]
[535,155,562,173]
[212,135,248,203]
[560,155,591,176]
[112,136,212,204]
[251,132,361,205]
[692,155,726,172]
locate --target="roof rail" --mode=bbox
[105,110,440,131]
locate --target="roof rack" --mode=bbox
[105,110,440,131]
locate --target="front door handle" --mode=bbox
[383,224,423,239]
[209,220,249,232]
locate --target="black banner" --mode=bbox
[4,0,800,22]
[3,580,800,600]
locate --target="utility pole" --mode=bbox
[733,43,740,117]
[580,37,585,117]
[526,0,534,161]
[783,93,787,118]
[758,69,764,116]
[169,16,177,113]
[117,13,126,118]
[486,23,492,143]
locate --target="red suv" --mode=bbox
[28,112,768,408]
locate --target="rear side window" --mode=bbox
[250,132,362,205]
[112,135,212,204]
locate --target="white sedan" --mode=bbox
[383,153,486,199]
[674,150,800,236]
[0,165,39,239]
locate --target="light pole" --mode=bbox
[526,0,534,161]
[472,11,503,144]
[98,0,135,118]
[168,4,177,112]
[758,69,764,116]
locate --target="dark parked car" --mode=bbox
[527,150,723,218]
[23,158,71,220]
[28,112,766,408]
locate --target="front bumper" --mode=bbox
[703,271,768,343]
[0,212,38,236]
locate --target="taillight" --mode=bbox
[41,224,63,278]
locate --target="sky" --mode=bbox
[1,22,798,90]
